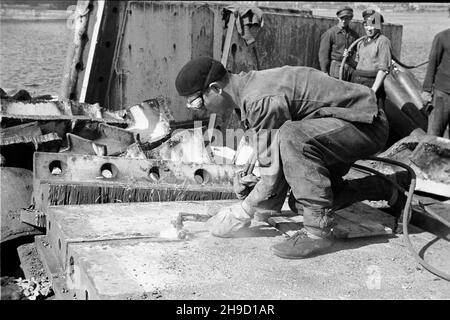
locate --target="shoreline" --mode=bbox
[0,8,70,21]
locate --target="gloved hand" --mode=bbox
[206,202,253,237]
[233,172,260,200]
[421,91,432,104]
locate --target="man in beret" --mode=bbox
[318,6,360,81]
[175,57,409,259]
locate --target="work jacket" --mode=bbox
[423,28,450,94]
[230,66,379,166]
[318,25,360,73]
[233,66,379,132]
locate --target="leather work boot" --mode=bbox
[270,229,334,259]
[388,171,411,219]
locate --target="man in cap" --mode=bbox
[318,6,360,81]
[350,10,391,109]
[422,6,450,137]
[175,57,409,259]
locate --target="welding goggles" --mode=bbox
[186,91,205,110]
[363,12,383,30]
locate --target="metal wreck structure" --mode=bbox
[1,1,449,299]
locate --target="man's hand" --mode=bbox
[233,172,260,200]
[206,202,253,237]
[342,48,350,58]
[421,91,432,104]
[342,49,349,58]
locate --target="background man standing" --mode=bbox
[422,7,450,137]
[318,6,359,81]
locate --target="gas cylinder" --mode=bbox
[389,63,424,109]
[384,62,428,132]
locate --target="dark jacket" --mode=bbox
[423,28,450,94]
[232,66,379,133]
[318,25,360,73]
[231,66,380,164]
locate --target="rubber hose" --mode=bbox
[352,156,450,281]
[367,156,450,230]
[352,162,450,230]
[339,36,365,80]
[392,55,428,69]
[339,37,429,80]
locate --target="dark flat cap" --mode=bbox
[175,57,227,97]
[336,6,353,18]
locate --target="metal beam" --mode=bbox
[32,152,242,211]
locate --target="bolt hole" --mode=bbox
[49,160,63,175]
[105,41,111,48]
[98,76,104,83]
[100,163,118,179]
[112,6,118,13]
[58,239,61,251]
[173,43,176,50]
[69,256,75,282]
[194,169,211,184]
[48,221,51,231]
[231,43,237,56]
[149,167,160,181]
[85,290,89,300]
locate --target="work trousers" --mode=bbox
[351,72,386,110]
[427,88,450,137]
[329,60,353,82]
[243,111,390,237]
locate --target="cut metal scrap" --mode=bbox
[124,97,174,145]
[0,98,130,124]
[0,121,61,147]
[61,121,136,156]
[0,133,61,147]
[20,209,46,228]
